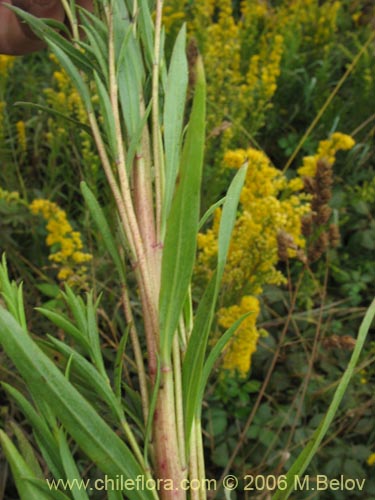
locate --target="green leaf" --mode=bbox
[162,24,188,231]
[198,313,251,416]
[0,308,154,500]
[46,335,123,423]
[114,326,130,400]
[46,40,93,112]
[2,384,63,478]
[24,478,72,500]
[14,102,91,134]
[0,431,52,500]
[9,422,44,479]
[159,56,206,362]
[58,429,90,500]
[81,182,126,282]
[198,196,226,231]
[36,307,90,351]
[182,164,247,448]
[93,71,117,155]
[137,0,154,69]
[271,298,375,500]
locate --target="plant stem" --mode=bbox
[152,0,164,237]
[172,335,186,471]
[154,365,185,499]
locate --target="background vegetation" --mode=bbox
[0,0,374,498]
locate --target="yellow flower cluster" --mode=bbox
[218,296,260,375]
[29,199,92,285]
[197,147,311,375]
[367,453,375,467]
[298,133,355,177]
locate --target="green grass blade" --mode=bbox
[182,164,247,447]
[93,71,117,155]
[2,383,63,478]
[198,313,251,417]
[14,102,91,133]
[46,41,93,112]
[9,422,44,479]
[159,56,206,362]
[81,182,126,282]
[162,24,188,230]
[36,307,90,351]
[272,298,375,500]
[24,479,72,500]
[0,308,154,500]
[114,326,130,400]
[217,164,247,276]
[47,335,123,422]
[198,196,226,231]
[58,429,90,500]
[0,431,52,500]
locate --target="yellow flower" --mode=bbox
[367,453,375,467]
[30,199,92,286]
[219,296,260,376]
[298,132,355,177]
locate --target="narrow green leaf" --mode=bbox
[24,479,72,500]
[58,429,90,500]
[272,298,375,500]
[162,24,188,230]
[117,32,145,143]
[46,40,93,112]
[126,100,152,170]
[0,431,52,500]
[36,307,90,351]
[62,286,87,335]
[143,357,161,465]
[182,164,247,447]
[114,326,130,400]
[93,71,117,155]
[217,164,247,277]
[198,313,251,417]
[14,102,91,133]
[9,422,44,479]
[137,0,154,69]
[2,384,63,478]
[108,490,124,500]
[0,309,154,500]
[159,56,206,362]
[81,182,126,282]
[86,291,106,375]
[198,196,226,231]
[47,336,123,423]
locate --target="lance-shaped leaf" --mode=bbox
[58,428,90,500]
[0,308,154,500]
[162,24,188,233]
[0,431,53,500]
[2,384,64,478]
[159,56,206,362]
[182,163,247,448]
[81,182,126,283]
